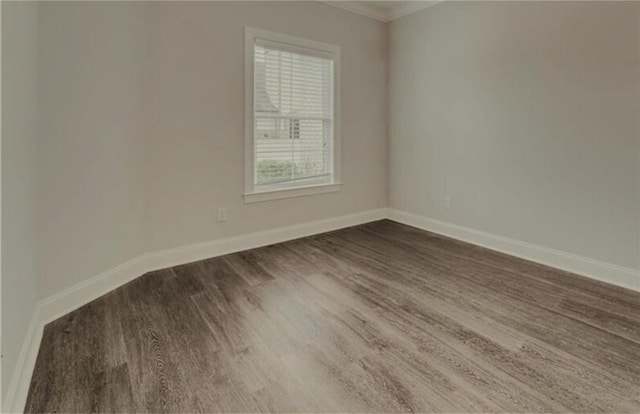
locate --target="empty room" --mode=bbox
[2,0,639,412]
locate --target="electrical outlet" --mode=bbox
[217,208,228,222]
[444,195,452,209]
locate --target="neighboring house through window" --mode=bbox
[244,27,341,203]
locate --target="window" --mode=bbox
[244,27,341,203]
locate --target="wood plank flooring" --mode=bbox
[25,220,640,412]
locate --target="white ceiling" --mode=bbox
[321,1,442,22]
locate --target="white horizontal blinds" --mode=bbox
[254,39,334,187]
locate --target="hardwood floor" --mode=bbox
[25,220,640,413]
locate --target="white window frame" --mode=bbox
[244,27,342,204]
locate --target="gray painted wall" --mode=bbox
[389,1,639,270]
[1,1,40,404]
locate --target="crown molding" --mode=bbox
[319,1,388,22]
[320,1,443,23]
[387,1,443,21]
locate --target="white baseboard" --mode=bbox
[6,208,387,413]
[7,206,638,412]
[38,208,387,325]
[2,309,43,414]
[387,208,640,292]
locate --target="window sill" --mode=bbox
[243,182,342,204]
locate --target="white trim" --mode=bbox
[387,1,444,21]
[244,27,341,202]
[247,27,341,58]
[39,208,385,326]
[255,38,334,60]
[2,309,42,414]
[318,1,444,23]
[244,182,342,204]
[319,1,389,22]
[387,209,640,292]
[8,207,639,411]
[244,26,254,196]
[6,208,387,412]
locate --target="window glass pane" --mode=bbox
[254,44,333,187]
